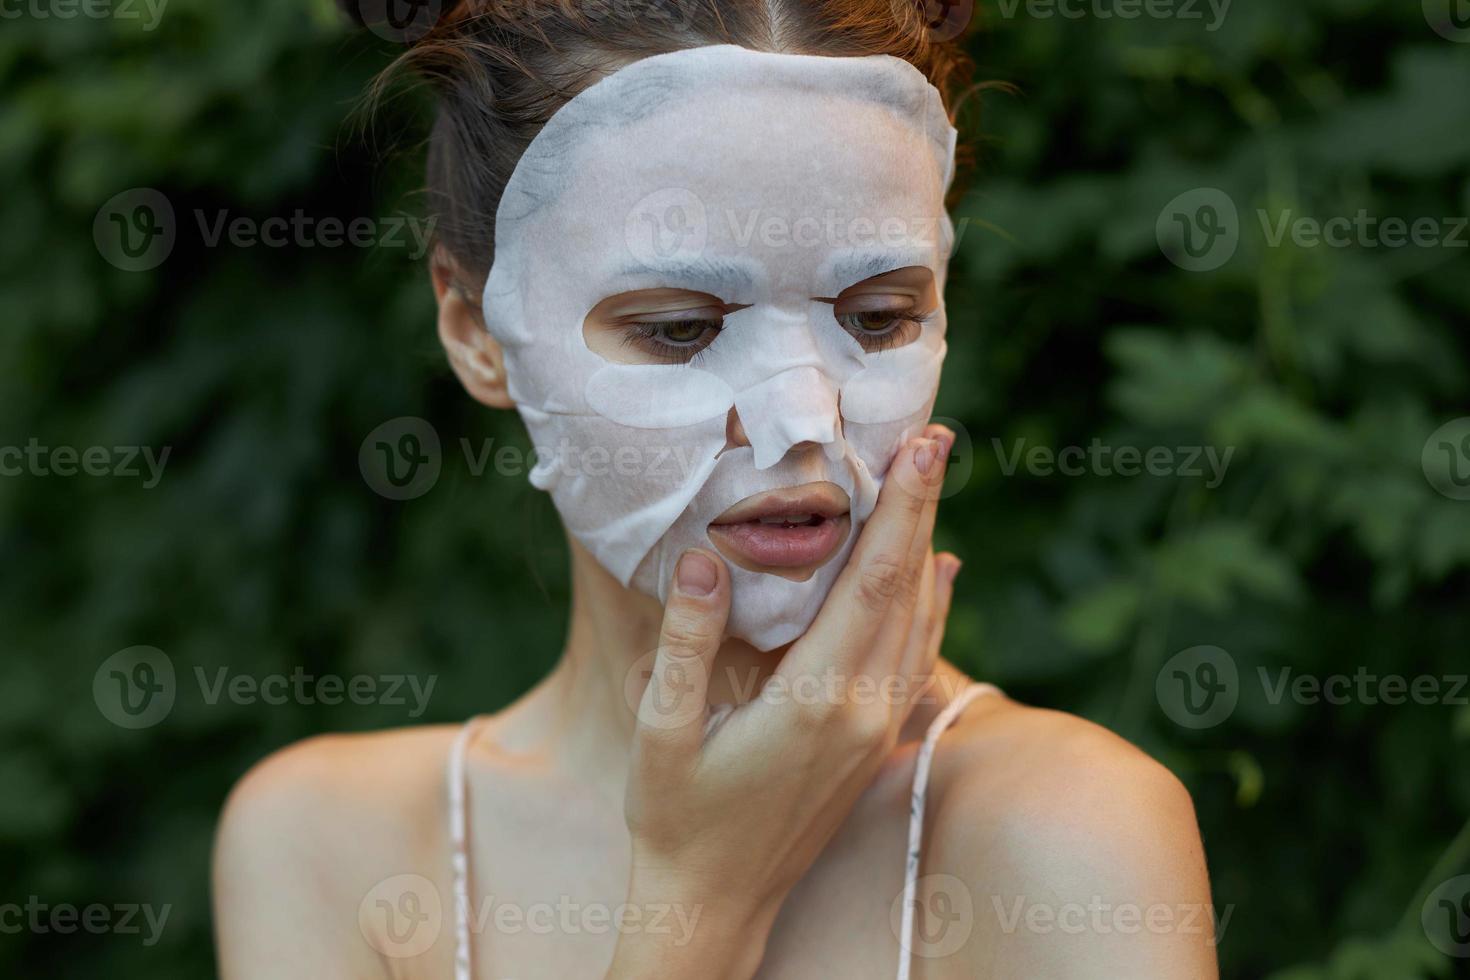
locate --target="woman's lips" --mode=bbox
[708,514,851,569]
[707,482,852,572]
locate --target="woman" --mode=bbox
[213,2,1217,977]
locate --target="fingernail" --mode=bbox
[936,429,955,462]
[915,440,937,475]
[676,551,717,597]
[943,557,963,584]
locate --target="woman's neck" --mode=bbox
[507,536,967,801]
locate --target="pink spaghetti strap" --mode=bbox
[896,682,998,980]
[447,717,485,980]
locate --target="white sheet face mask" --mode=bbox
[483,45,959,650]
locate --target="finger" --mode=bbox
[865,424,954,676]
[892,550,940,684]
[633,549,730,762]
[878,548,936,716]
[894,552,960,726]
[782,432,946,683]
[924,555,961,675]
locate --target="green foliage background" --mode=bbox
[2,0,1468,976]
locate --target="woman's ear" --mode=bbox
[432,250,515,409]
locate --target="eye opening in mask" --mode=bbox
[582,264,938,366]
[822,264,938,354]
[583,287,750,365]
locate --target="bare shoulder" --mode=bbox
[216,723,467,850]
[931,690,1197,836]
[212,724,469,979]
[923,690,1219,977]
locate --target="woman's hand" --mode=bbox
[607,425,960,980]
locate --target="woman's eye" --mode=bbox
[622,314,724,363]
[657,319,717,345]
[834,305,931,351]
[840,311,904,335]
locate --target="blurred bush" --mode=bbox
[0,0,1466,976]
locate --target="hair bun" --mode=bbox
[337,0,466,45]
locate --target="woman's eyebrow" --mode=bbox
[814,260,933,303]
[616,258,758,294]
[825,249,932,288]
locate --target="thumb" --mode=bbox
[634,549,731,759]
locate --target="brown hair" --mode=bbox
[343,0,977,294]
